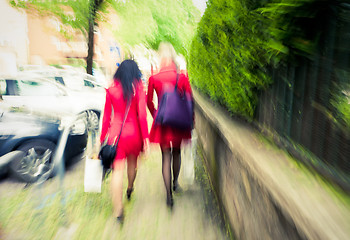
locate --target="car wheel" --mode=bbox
[9,140,56,183]
[87,110,100,131]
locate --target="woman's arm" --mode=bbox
[146,76,156,117]
[100,89,112,143]
[137,82,149,141]
[180,73,192,95]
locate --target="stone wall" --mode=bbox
[193,89,350,240]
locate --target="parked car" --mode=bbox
[19,67,108,90]
[18,65,58,72]
[0,152,22,179]
[0,106,88,182]
[0,73,105,131]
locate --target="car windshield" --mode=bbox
[15,79,65,96]
[83,80,95,88]
[57,72,81,90]
[5,79,64,96]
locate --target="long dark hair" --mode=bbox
[113,59,141,100]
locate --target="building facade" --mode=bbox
[0,1,122,79]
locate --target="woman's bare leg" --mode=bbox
[111,159,125,217]
[127,155,137,190]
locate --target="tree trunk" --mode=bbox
[86,15,94,75]
[86,0,103,75]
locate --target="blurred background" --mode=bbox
[0,0,349,239]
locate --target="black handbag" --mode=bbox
[99,99,131,169]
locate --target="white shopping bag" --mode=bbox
[84,157,103,193]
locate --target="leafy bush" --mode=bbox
[331,79,350,129]
[260,0,338,60]
[334,93,350,128]
[188,0,337,119]
[188,0,272,119]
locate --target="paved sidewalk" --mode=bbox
[97,143,229,240]
[1,143,229,240]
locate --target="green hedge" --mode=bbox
[188,0,272,119]
[188,0,337,120]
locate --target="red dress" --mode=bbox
[147,63,192,148]
[100,80,149,167]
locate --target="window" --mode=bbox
[55,76,64,85]
[16,80,65,96]
[60,73,84,90]
[0,79,17,95]
[84,80,95,88]
[0,79,6,95]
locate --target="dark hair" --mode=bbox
[113,59,141,99]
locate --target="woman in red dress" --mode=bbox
[100,60,149,222]
[147,43,193,208]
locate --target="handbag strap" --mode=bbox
[174,73,179,91]
[113,97,131,146]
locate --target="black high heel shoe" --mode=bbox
[116,211,124,225]
[126,188,134,200]
[166,195,174,209]
[173,181,183,193]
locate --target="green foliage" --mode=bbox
[112,0,200,57]
[10,0,200,64]
[188,0,341,119]
[10,0,112,74]
[333,93,350,128]
[188,0,272,119]
[9,0,112,39]
[260,0,336,60]
[0,181,116,239]
[331,76,350,129]
[11,1,83,37]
